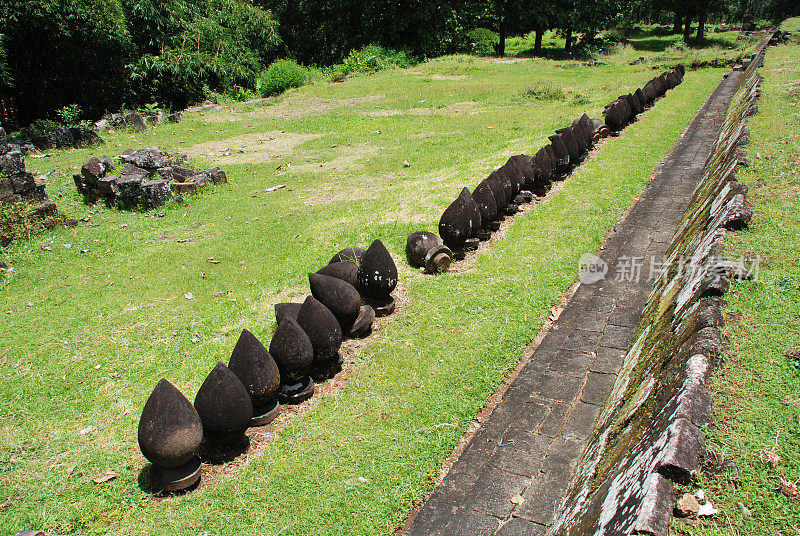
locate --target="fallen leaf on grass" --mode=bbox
[92,471,119,484]
[779,478,800,499]
[510,494,525,506]
[66,465,77,477]
[206,258,220,264]
[786,347,800,361]
[41,246,51,251]
[79,426,97,435]
[265,184,286,192]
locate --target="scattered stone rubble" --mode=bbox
[73,148,227,209]
[0,126,67,245]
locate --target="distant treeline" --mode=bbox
[0,0,795,128]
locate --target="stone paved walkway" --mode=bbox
[402,70,745,536]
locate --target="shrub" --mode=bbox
[521,84,567,101]
[467,28,499,56]
[339,45,415,76]
[258,59,309,97]
[55,104,82,127]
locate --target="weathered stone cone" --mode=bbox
[329,247,365,265]
[296,296,343,380]
[309,272,362,331]
[269,318,315,403]
[486,171,509,215]
[497,162,523,198]
[459,187,483,240]
[635,88,648,110]
[317,261,358,288]
[548,135,571,176]
[356,240,399,316]
[275,302,302,324]
[406,231,452,273]
[440,190,473,257]
[228,329,281,426]
[471,182,498,230]
[138,379,203,492]
[194,362,253,448]
[556,127,581,165]
[508,155,534,194]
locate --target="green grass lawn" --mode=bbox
[675,23,800,536]
[0,31,757,535]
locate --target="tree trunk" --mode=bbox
[498,16,507,57]
[534,28,543,56]
[696,8,707,40]
[672,11,682,33]
[683,13,692,41]
[565,28,573,52]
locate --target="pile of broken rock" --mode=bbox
[74,148,227,209]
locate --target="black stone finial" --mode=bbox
[548,135,571,177]
[309,272,362,332]
[472,182,498,233]
[356,239,399,314]
[406,231,453,273]
[228,329,281,426]
[296,296,343,380]
[138,379,203,492]
[556,127,581,164]
[194,362,253,448]
[269,318,315,403]
[317,261,358,288]
[275,302,302,324]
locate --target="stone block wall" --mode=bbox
[547,38,768,536]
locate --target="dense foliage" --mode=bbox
[258,59,309,97]
[0,0,280,127]
[0,0,797,128]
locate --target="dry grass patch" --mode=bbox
[185,131,321,164]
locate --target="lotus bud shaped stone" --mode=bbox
[316,261,358,288]
[228,329,281,426]
[309,272,361,331]
[356,239,398,311]
[138,379,203,491]
[296,296,343,380]
[269,318,315,403]
[471,182,498,232]
[194,362,253,448]
[275,302,302,324]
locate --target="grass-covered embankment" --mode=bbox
[0,35,748,535]
[677,19,800,536]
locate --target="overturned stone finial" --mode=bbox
[356,239,399,315]
[407,231,453,273]
[228,329,281,426]
[296,296,343,381]
[269,317,315,403]
[138,379,203,492]
[194,362,253,449]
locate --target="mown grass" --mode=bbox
[675,23,800,536]
[0,34,752,535]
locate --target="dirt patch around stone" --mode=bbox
[185,131,321,165]
[366,101,485,118]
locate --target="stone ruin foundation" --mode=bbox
[74,148,227,209]
[0,127,70,246]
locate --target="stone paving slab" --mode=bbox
[402,69,744,536]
